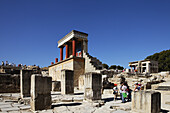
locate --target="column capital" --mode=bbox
[72,37,77,41]
[59,46,64,48]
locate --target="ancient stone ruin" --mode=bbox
[30,74,52,111]
[0,30,170,113]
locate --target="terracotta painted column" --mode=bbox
[66,44,69,58]
[72,39,76,57]
[60,47,63,61]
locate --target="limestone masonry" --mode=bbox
[0,30,170,113]
[49,30,103,88]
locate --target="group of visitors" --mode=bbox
[133,82,144,91]
[113,81,143,103]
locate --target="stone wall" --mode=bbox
[155,85,170,111]
[49,57,85,86]
[84,72,102,101]
[61,70,74,94]
[0,74,20,93]
[49,58,73,81]
[79,74,85,90]
[20,70,33,98]
[160,91,170,111]
[73,58,85,86]
[132,91,161,113]
[31,74,52,111]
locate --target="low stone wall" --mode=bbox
[79,74,85,90]
[103,89,113,95]
[132,91,161,113]
[0,74,20,93]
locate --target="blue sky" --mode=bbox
[0,0,170,68]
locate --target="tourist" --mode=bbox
[113,84,118,101]
[125,82,131,101]
[121,82,127,103]
[133,82,140,91]
[119,82,123,100]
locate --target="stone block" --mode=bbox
[61,70,74,94]
[103,89,113,95]
[52,81,61,91]
[20,70,33,98]
[1,107,20,112]
[131,91,161,113]
[79,74,85,90]
[19,105,31,110]
[84,72,102,101]
[0,74,20,93]
[31,74,52,111]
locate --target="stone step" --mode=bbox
[156,86,170,90]
[84,52,103,72]
[0,104,12,108]
[19,105,31,110]
[1,107,20,112]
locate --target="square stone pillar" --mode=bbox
[84,72,102,101]
[61,70,74,94]
[20,70,33,98]
[31,74,52,111]
[132,91,161,113]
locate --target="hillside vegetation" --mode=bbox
[145,49,170,72]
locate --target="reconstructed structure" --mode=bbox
[49,30,103,87]
[129,59,158,74]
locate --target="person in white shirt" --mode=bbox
[121,82,127,103]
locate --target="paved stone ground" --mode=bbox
[0,90,170,113]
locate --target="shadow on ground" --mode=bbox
[51,103,82,109]
[102,97,114,102]
[160,109,169,113]
[74,93,84,95]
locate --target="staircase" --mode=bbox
[83,52,103,73]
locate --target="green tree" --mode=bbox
[109,65,117,69]
[102,63,109,69]
[117,65,124,70]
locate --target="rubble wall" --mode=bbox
[0,74,20,93]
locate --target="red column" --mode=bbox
[55,58,58,63]
[51,62,54,65]
[66,44,69,58]
[79,52,81,57]
[60,47,63,61]
[72,39,76,56]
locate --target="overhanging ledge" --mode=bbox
[58,30,88,48]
